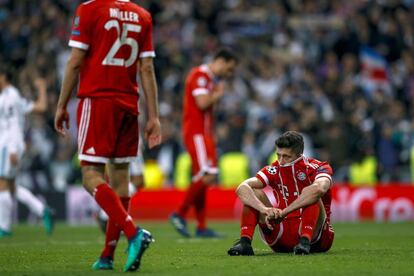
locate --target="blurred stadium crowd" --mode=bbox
[1,0,414,192]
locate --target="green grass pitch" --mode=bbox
[0,221,413,275]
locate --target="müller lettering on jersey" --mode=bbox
[109,8,139,22]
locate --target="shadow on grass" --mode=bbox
[255,251,335,257]
[254,252,278,256]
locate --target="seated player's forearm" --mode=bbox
[281,183,321,217]
[236,183,268,213]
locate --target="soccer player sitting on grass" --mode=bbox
[228,131,334,256]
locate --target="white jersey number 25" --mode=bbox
[102,20,141,67]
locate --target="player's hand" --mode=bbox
[264,207,283,230]
[144,118,161,149]
[278,209,288,222]
[273,208,286,225]
[54,106,70,136]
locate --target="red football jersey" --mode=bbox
[256,156,333,221]
[182,65,215,141]
[69,0,155,114]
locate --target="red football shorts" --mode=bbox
[259,217,334,253]
[184,134,218,181]
[77,97,139,164]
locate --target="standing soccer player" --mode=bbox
[228,131,335,255]
[0,67,54,238]
[54,0,161,271]
[170,49,237,238]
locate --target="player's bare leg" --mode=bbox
[82,165,107,193]
[106,163,130,196]
[0,179,12,237]
[228,189,273,256]
[130,174,144,190]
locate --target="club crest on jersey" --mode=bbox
[197,77,207,87]
[267,166,277,175]
[296,171,306,181]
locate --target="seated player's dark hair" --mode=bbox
[275,131,304,155]
[213,48,238,63]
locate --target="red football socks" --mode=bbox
[94,184,137,240]
[194,184,208,230]
[101,197,130,259]
[240,205,259,240]
[177,179,205,218]
[300,202,321,241]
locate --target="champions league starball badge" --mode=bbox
[267,166,277,175]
